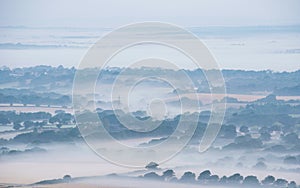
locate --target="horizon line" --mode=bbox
[1,64,299,74]
[1,24,300,30]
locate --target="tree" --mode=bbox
[145,162,159,170]
[243,175,260,186]
[284,156,298,164]
[162,169,175,181]
[24,120,35,129]
[143,172,161,180]
[269,124,281,132]
[259,126,270,134]
[63,175,72,182]
[180,171,196,183]
[260,132,271,141]
[220,124,237,139]
[197,170,211,183]
[49,112,73,128]
[274,178,288,187]
[253,161,267,170]
[169,176,178,183]
[227,173,243,185]
[261,175,275,185]
[219,176,227,184]
[13,122,22,130]
[55,110,65,114]
[240,126,249,134]
[207,175,219,184]
[49,116,59,124]
[0,146,9,154]
[283,133,299,144]
[288,181,297,188]
[56,123,62,129]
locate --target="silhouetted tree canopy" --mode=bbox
[243,175,260,186]
[180,171,196,183]
[145,162,159,170]
[262,175,275,185]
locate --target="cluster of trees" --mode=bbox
[221,99,300,153]
[0,127,81,145]
[35,174,72,185]
[0,146,46,156]
[0,110,74,129]
[227,100,300,128]
[223,134,263,150]
[222,129,300,153]
[142,169,298,188]
[1,66,300,96]
[0,65,74,90]
[0,89,71,107]
[283,155,300,165]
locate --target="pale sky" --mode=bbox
[0,0,300,27]
[0,0,300,71]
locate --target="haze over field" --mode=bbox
[0,25,300,71]
[0,66,300,188]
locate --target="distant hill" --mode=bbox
[0,66,299,95]
[274,84,300,96]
